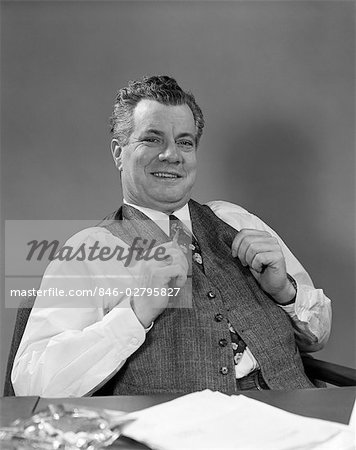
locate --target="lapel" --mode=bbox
[102,204,171,252]
[102,203,193,308]
[188,199,238,279]
[188,199,281,319]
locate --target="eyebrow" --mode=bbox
[175,132,196,141]
[140,129,165,137]
[141,129,196,141]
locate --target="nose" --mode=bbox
[158,142,182,163]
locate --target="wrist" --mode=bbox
[272,274,297,305]
[130,297,155,328]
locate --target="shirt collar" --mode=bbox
[123,200,192,236]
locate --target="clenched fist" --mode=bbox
[231,229,296,304]
[130,241,189,327]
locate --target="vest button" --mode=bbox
[214,313,224,322]
[207,291,216,299]
[220,366,229,375]
[219,338,228,347]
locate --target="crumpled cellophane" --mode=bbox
[0,403,131,449]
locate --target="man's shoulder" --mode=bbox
[62,206,124,247]
[61,226,120,248]
[204,200,267,231]
[205,200,251,216]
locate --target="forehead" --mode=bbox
[132,99,195,134]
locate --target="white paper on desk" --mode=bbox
[121,390,355,450]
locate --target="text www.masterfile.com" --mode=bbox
[9,287,181,298]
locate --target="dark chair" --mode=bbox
[302,354,356,387]
[4,297,356,396]
[4,297,35,396]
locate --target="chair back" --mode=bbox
[4,296,36,396]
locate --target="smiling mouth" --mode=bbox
[151,172,182,179]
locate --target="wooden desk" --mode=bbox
[35,387,356,425]
[1,388,355,449]
[0,396,39,426]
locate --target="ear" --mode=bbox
[111,139,123,171]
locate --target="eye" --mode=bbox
[177,140,195,151]
[144,137,161,143]
[141,136,163,146]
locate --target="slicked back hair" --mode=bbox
[110,75,205,147]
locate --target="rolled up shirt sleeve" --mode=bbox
[207,200,332,352]
[12,227,147,397]
[278,283,331,351]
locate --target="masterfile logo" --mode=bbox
[26,237,168,266]
[5,220,192,309]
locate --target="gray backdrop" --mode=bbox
[1,0,355,391]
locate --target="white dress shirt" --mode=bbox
[12,200,332,397]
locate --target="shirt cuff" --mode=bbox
[145,321,154,332]
[278,283,332,346]
[278,277,300,315]
[102,297,146,360]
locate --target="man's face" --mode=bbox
[113,99,198,213]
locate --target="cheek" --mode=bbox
[186,155,197,174]
[134,148,158,168]
[122,151,150,172]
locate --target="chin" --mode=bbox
[153,190,185,201]
[160,191,189,201]
[154,195,190,209]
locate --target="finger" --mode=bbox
[172,230,180,247]
[174,271,188,287]
[154,240,180,256]
[249,267,261,278]
[234,236,278,266]
[238,235,278,264]
[161,246,186,264]
[156,254,189,275]
[172,253,189,276]
[231,229,271,258]
[250,250,285,273]
[244,242,281,268]
[161,238,183,251]
[164,245,189,270]
[156,264,188,287]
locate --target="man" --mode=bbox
[12,75,331,397]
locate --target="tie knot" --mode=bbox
[169,214,179,222]
[169,215,189,239]
[169,215,192,249]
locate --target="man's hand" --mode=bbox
[231,229,296,304]
[130,241,188,328]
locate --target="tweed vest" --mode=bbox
[95,200,314,395]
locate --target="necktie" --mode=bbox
[169,215,203,271]
[169,214,247,377]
